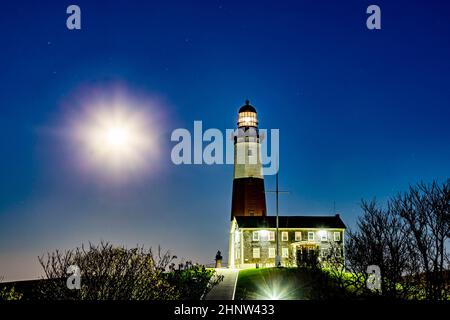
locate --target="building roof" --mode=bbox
[234,214,346,229]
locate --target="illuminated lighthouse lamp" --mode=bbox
[237,100,258,127]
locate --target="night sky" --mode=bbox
[1,0,450,281]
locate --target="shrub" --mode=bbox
[36,241,220,300]
[0,286,23,301]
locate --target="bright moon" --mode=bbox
[106,126,129,148]
[71,98,158,177]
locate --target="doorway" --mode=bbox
[295,244,319,268]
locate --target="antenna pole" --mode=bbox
[276,169,279,265]
[265,157,289,268]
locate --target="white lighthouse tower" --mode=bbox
[230,100,267,219]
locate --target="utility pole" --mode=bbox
[266,163,289,267]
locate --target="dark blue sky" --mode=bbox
[1,0,450,280]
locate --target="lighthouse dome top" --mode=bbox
[237,100,258,127]
[239,100,257,113]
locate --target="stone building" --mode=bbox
[228,215,346,268]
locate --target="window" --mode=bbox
[282,247,289,258]
[320,231,328,242]
[268,247,275,258]
[334,232,341,242]
[281,231,288,241]
[253,248,260,258]
[269,231,275,241]
[248,149,253,156]
[234,231,240,243]
[295,231,302,241]
[308,232,315,241]
[252,231,259,241]
[260,231,268,241]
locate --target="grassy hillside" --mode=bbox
[235,267,353,300]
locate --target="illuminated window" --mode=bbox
[295,232,302,241]
[308,232,315,241]
[252,231,259,241]
[253,248,260,259]
[269,231,275,241]
[268,247,275,258]
[334,232,341,241]
[282,247,289,258]
[259,230,269,241]
[320,231,328,242]
[282,232,288,241]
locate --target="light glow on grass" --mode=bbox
[239,268,299,300]
[257,280,295,300]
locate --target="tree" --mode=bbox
[345,180,450,300]
[391,180,450,299]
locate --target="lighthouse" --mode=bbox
[230,100,267,219]
[228,101,346,270]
